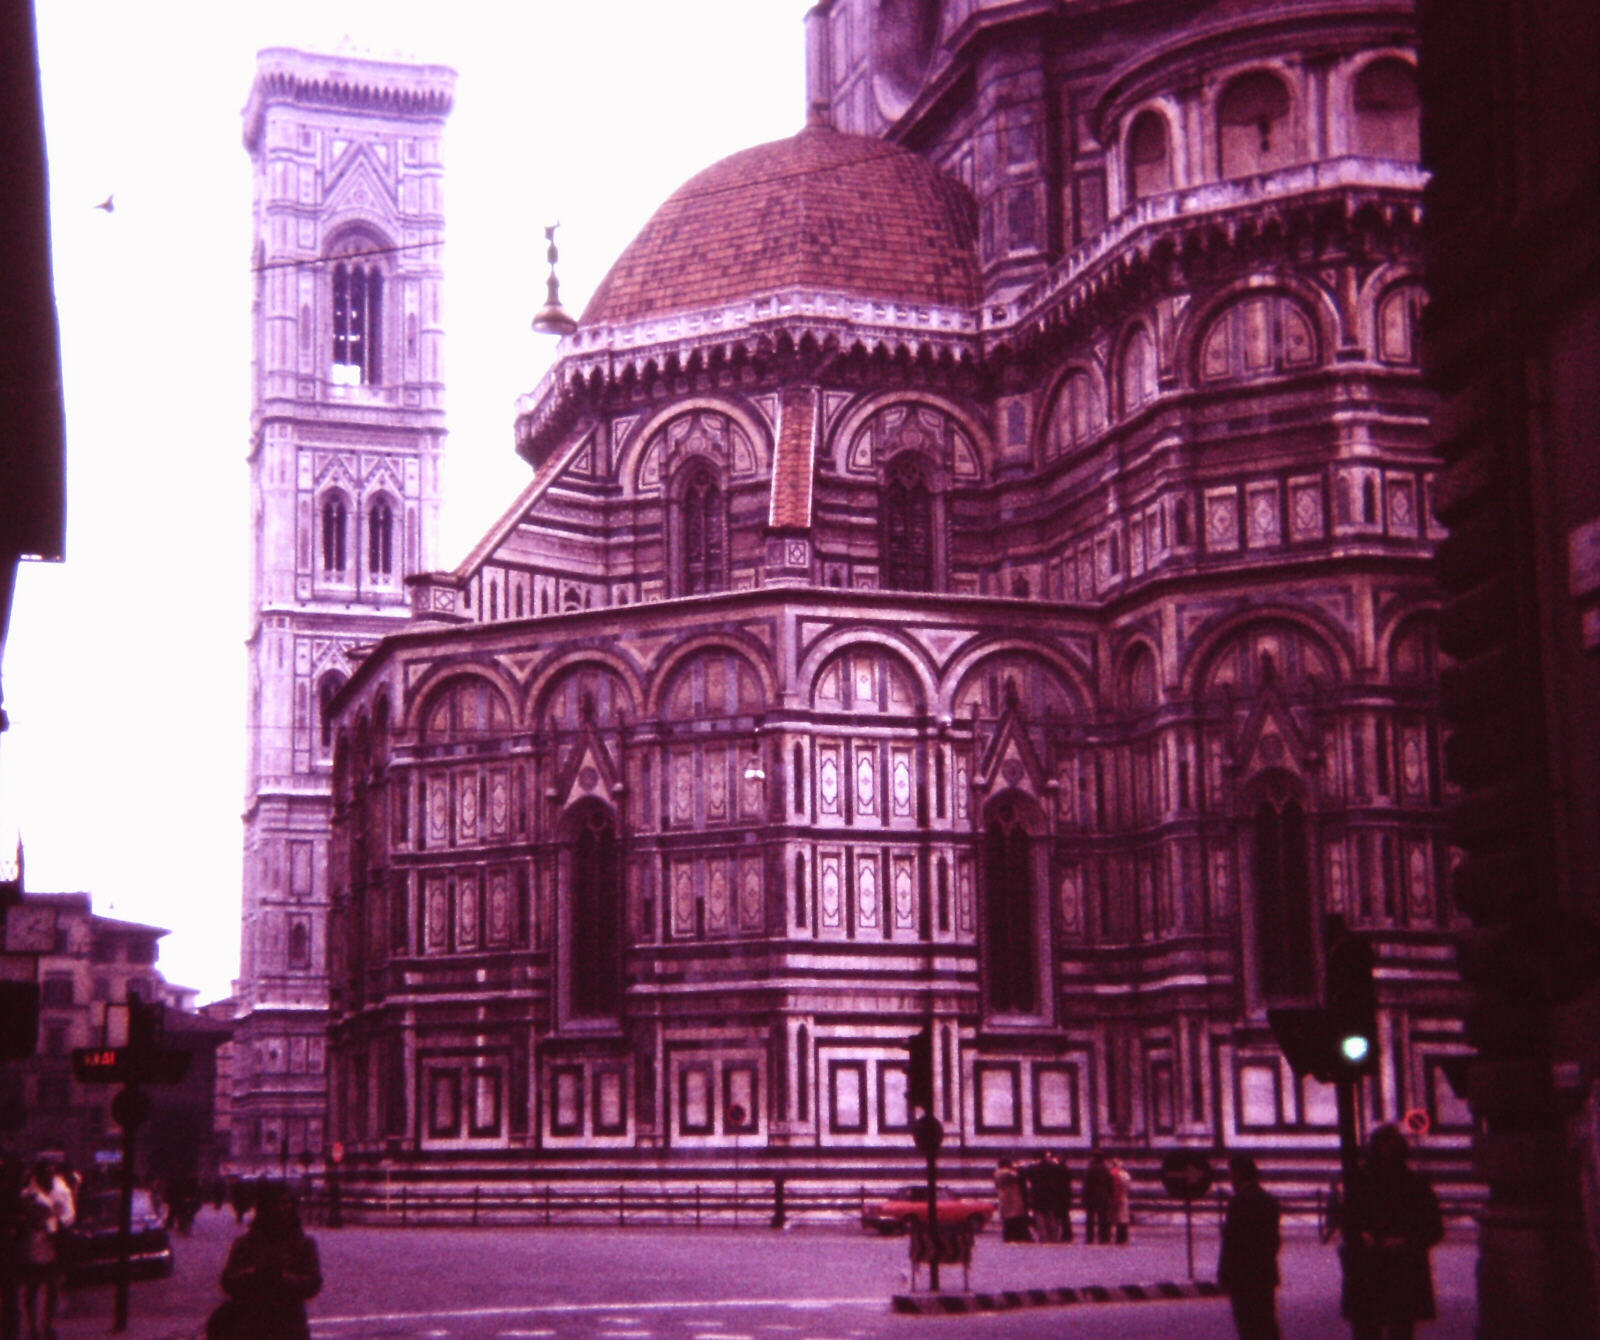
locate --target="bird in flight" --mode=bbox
[94,194,114,213]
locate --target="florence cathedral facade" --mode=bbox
[244,1,1470,1185]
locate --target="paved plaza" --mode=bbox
[48,1207,1477,1340]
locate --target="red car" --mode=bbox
[861,1184,993,1235]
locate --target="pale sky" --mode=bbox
[1,1,812,1002]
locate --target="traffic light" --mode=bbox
[71,1000,190,1085]
[1267,1005,1337,1083]
[1326,925,1378,1077]
[905,1024,934,1115]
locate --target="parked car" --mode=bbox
[861,1184,993,1235]
[61,1188,174,1286]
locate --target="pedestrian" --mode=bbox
[19,1159,72,1340]
[1109,1157,1133,1244]
[994,1159,1031,1243]
[1218,1154,1282,1340]
[228,1178,255,1224]
[1030,1152,1068,1243]
[1339,1124,1444,1340]
[1083,1150,1113,1243]
[206,1182,322,1340]
[1020,1155,1046,1241]
[1054,1151,1075,1244]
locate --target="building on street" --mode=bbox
[314,0,1470,1188]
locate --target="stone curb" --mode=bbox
[891,1279,1225,1314]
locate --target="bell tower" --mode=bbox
[235,47,454,1173]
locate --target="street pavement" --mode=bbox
[51,1207,1477,1340]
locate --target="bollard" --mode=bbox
[771,1174,787,1230]
[695,1184,702,1228]
[544,1185,552,1227]
[619,1185,626,1227]
[400,1185,408,1227]
[472,1185,480,1227]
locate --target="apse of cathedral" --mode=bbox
[257,2,1469,1183]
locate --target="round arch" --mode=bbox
[1037,358,1110,462]
[1207,61,1302,180]
[1113,319,1160,416]
[1118,97,1183,208]
[403,662,523,737]
[616,397,773,496]
[1175,273,1341,386]
[644,632,778,718]
[1178,605,1354,699]
[1114,636,1163,713]
[1333,50,1420,160]
[526,654,643,728]
[826,389,993,482]
[1375,604,1444,683]
[939,637,1096,719]
[794,629,937,712]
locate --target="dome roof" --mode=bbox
[581,124,980,327]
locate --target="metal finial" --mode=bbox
[531,221,578,336]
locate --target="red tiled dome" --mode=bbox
[581,125,980,326]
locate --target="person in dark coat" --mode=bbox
[1082,1150,1113,1244]
[994,1159,1031,1242]
[1340,1124,1444,1340]
[1218,1154,1282,1340]
[209,1182,322,1340]
[1037,1151,1073,1243]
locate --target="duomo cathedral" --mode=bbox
[234,0,1468,1188]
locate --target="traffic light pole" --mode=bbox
[112,1086,139,1334]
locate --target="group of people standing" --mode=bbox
[1217,1123,1445,1340]
[992,1149,1132,1245]
[1,1157,78,1340]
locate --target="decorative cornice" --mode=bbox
[243,49,456,150]
[515,158,1424,457]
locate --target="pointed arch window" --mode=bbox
[678,462,724,595]
[1253,795,1315,997]
[882,455,934,591]
[332,261,383,385]
[321,495,348,579]
[982,797,1038,1015]
[569,802,622,1019]
[318,672,347,751]
[368,498,394,580]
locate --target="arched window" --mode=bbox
[982,796,1039,1015]
[1046,368,1105,457]
[677,461,724,595]
[1352,59,1419,161]
[321,494,348,578]
[1119,325,1158,414]
[882,455,934,591]
[1127,110,1172,201]
[1253,795,1315,996]
[1199,293,1319,382]
[1121,644,1159,713]
[332,260,383,385]
[368,498,394,580]
[1376,283,1425,365]
[1219,71,1293,178]
[568,803,621,1018]
[318,672,347,751]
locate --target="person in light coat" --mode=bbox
[1109,1157,1133,1244]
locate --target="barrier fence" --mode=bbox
[290,1178,1479,1234]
